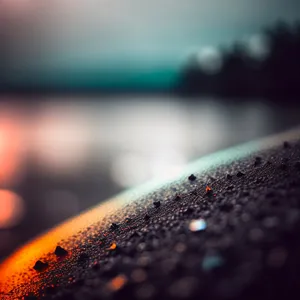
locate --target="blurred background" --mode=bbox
[0,0,300,261]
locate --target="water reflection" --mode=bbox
[0,96,299,259]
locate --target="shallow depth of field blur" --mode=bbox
[0,0,300,260]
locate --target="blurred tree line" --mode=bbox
[177,21,300,100]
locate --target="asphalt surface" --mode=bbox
[2,130,300,300]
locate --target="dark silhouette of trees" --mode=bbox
[177,21,300,101]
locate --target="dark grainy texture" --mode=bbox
[1,132,300,300]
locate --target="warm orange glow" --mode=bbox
[0,193,129,298]
[206,186,212,193]
[107,274,127,291]
[0,190,24,228]
[0,128,298,298]
[108,242,117,250]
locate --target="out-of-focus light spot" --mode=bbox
[0,119,25,185]
[202,254,224,271]
[150,150,186,180]
[107,274,128,291]
[111,151,186,188]
[0,0,35,16]
[0,190,25,229]
[32,106,90,176]
[197,46,223,74]
[189,219,207,232]
[247,34,270,60]
[131,268,147,283]
[111,153,150,188]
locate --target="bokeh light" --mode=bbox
[196,47,223,74]
[0,190,25,229]
[0,115,26,186]
[247,34,270,60]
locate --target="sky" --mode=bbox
[0,0,300,89]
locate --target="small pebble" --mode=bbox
[188,174,196,181]
[226,174,233,180]
[33,260,49,272]
[125,217,132,223]
[110,223,119,231]
[189,219,207,232]
[206,186,213,195]
[254,157,262,166]
[54,246,68,257]
[108,242,117,250]
[153,201,161,208]
[174,194,182,201]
